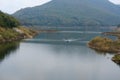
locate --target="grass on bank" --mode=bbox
[88,36,120,53]
[0,27,19,40]
[0,26,37,43]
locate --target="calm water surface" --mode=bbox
[0,27,120,80]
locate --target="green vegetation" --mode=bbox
[0,27,37,43]
[0,11,37,43]
[13,0,120,26]
[112,54,120,65]
[88,29,120,65]
[88,36,120,53]
[0,11,20,28]
[112,54,120,61]
[0,27,20,41]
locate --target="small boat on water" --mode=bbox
[63,39,75,42]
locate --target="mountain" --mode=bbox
[13,0,120,26]
[0,11,20,28]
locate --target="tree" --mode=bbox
[0,11,20,28]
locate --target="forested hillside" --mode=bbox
[0,11,37,43]
[13,0,120,26]
[0,11,20,28]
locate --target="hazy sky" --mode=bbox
[109,0,120,4]
[0,0,120,14]
[0,0,51,14]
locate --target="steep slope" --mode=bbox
[13,0,120,26]
[0,11,37,43]
[0,11,20,28]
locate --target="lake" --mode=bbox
[0,26,120,80]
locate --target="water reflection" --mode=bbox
[0,42,120,80]
[91,48,115,56]
[0,26,120,80]
[90,48,120,66]
[0,42,19,62]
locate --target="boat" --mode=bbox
[63,39,75,42]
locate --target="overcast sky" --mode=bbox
[0,0,120,14]
[0,0,51,14]
[109,0,120,4]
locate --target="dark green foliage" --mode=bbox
[0,42,19,62]
[13,0,120,26]
[0,11,20,28]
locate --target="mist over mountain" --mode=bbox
[13,0,120,26]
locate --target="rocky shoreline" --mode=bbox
[0,27,38,44]
[88,36,120,53]
[88,32,120,64]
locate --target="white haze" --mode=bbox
[0,0,51,14]
[109,0,120,4]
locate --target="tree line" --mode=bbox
[0,11,20,28]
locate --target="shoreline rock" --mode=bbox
[0,27,38,44]
[88,36,120,53]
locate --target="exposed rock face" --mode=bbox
[0,27,38,43]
